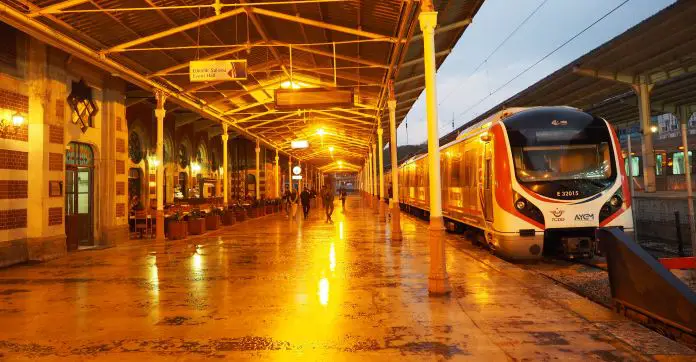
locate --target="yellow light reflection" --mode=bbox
[338,222,344,240]
[329,243,336,272]
[475,288,490,305]
[318,277,329,305]
[192,252,203,272]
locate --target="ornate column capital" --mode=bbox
[419,11,438,33]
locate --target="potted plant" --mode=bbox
[167,211,188,240]
[222,207,236,226]
[187,209,206,235]
[234,204,246,222]
[265,199,274,215]
[247,200,259,218]
[205,208,222,230]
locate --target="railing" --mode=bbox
[596,228,696,344]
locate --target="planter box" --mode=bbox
[205,215,221,230]
[265,206,274,214]
[188,218,206,235]
[168,221,188,240]
[222,212,235,226]
[248,207,259,218]
[234,210,246,221]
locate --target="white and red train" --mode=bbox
[390,106,634,260]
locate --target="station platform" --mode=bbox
[0,197,693,360]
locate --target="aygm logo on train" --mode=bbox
[575,213,595,221]
[550,208,565,222]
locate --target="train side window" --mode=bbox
[467,150,476,186]
[450,149,461,186]
[463,150,472,187]
[484,159,492,190]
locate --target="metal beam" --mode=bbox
[572,66,636,84]
[224,99,274,115]
[410,19,472,42]
[313,110,376,126]
[281,42,388,69]
[29,0,89,17]
[246,112,299,130]
[400,49,451,68]
[174,113,205,128]
[236,110,276,123]
[150,44,252,77]
[394,74,424,86]
[106,8,246,53]
[251,7,398,42]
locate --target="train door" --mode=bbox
[483,143,494,222]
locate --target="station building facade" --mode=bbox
[0,25,287,268]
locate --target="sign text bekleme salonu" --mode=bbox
[189,60,248,82]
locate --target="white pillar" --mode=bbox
[222,125,229,206]
[288,156,292,191]
[367,151,373,205]
[275,149,280,198]
[155,91,166,240]
[378,128,386,220]
[635,81,656,193]
[678,106,696,257]
[372,143,378,198]
[388,98,402,240]
[255,141,260,199]
[420,6,449,295]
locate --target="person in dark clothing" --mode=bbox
[300,187,311,219]
[339,187,347,210]
[283,188,292,217]
[289,187,299,220]
[322,185,335,223]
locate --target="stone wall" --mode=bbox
[0,26,128,268]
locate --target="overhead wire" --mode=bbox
[438,0,549,106]
[452,0,632,128]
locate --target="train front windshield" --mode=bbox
[504,108,617,199]
[513,143,612,182]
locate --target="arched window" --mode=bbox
[178,144,189,168]
[128,131,143,164]
[66,142,94,167]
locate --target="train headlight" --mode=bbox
[609,195,622,208]
[515,199,527,211]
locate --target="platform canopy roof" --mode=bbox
[441,0,696,147]
[0,0,484,171]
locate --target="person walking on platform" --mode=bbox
[283,187,292,218]
[339,186,347,210]
[300,187,311,220]
[289,187,299,220]
[322,185,335,224]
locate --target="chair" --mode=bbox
[134,210,151,239]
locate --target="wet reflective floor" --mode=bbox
[0,197,693,360]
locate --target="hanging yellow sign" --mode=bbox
[189,60,248,82]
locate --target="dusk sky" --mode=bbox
[395,0,676,146]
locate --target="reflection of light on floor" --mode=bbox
[475,288,489,305]
[192,252,203,272]
[149,256,159,289]
[329,243,336,272]
[318,277,329,305]
[338,222,344,240]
